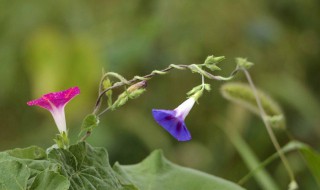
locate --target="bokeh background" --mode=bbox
[1,0,319,189]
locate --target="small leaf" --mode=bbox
[204,55,225,65]
[102,77,113,107]
[0,160,30,190]
[29,170,70,190]
[221,82,285,129]
[114,150,245,190]
[207,64,221,71]
[186,85,203,96]
[204,55,225,71]
[80,114,100,134]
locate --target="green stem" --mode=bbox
[221,107,279,190]
[239,141,301,185]
[241,68,296,186]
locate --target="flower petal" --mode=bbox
[174,97,195,120]
[27,87,80,110]
[27,86,80,134]
[152,109,191,141]
[42,86,80,108]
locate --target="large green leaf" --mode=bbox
[0,160,30,190]
[29,170,70,190]
[6,146,46,160]
[113,150,245,190]
[0,146,59,189]
[48,142,136,190]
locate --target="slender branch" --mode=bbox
[241,68,296,185]
[93,64,187,113]
[93,64,239,114]
[97,107,111,117]
[83,62,240,142]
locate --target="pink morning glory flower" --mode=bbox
[27,87,80,133]
[152,97,195,141]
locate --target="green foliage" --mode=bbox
[187,84,211,97]
[102,77,113,107]
[299,144,320,186]
[0,160,30,190]
[0,143,248,190]
[114,150,244,190]
[0,146,59,190]
[221,82,285,129]
[7,146,46,160]
[203,55,225,71]
[29,171,70,190]
[80,114,100,135]
[239,141,320,188]
[48,142,135,190]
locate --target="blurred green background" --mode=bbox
[1,0,319,189]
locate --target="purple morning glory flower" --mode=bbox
[27,87,80,133]
[152,97,195,141]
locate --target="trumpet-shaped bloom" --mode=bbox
[152,97,195,141]
[27,87,80,133]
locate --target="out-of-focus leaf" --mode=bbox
[114,150,245,190]
[299,144,320,186]
[48,142,136,190]
[0,160,30,190]
[29,170,70,190]
[240,141,320,188]
[221,82,285,129]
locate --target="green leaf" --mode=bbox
[102,77,113,107]
[48,142,135,190]
[221,82,285,129]
[6,146,46,160]
[0,146,59,189]
[114,150,245,190]
[203,55,225,71]
[0,160,30,190]
[80,114,100,135]
[299,144,320,186]
[29,170,70,190]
